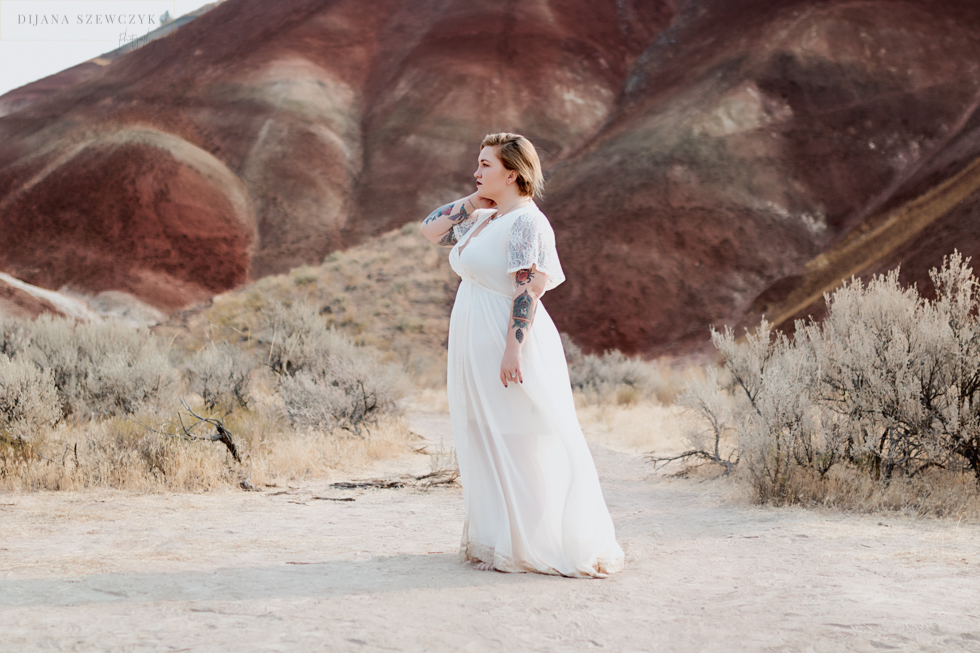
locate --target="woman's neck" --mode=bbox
[494,195,533,218]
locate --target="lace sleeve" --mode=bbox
[506,211,565,292]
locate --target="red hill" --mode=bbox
[2,0,980,355]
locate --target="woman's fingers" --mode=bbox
[499,365,522,387]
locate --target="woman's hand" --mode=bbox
[500,344,522,388]
[469,192,496,211]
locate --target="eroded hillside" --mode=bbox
[2,0,980,355]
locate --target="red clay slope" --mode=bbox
[541,0,980,354]
[0,0,673,311]
[2,0,980,355]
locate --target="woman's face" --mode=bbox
[474,146,515,201]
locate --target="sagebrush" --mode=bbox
[562,333,676,405]
[682,251,980,514]
[0,354,61,466]
[0,315,178,418]
[262,301,407,434]
[0,305,412,490]
[184,341,257,412]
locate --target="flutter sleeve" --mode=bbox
[507,211,565,292]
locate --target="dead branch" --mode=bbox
[330,468,460,491]
[331,478,408,489]
[178,397,242,463]
[59,443,78,469]
[646,449,738,475]
[413,468,460,488]
[128,400,243,464]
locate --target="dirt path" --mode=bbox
[2,412,980,652]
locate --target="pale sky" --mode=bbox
[0,1,214,97]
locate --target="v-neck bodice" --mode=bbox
[449,207,531,297]
[456,209,508,257]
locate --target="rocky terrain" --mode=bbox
[2,0,980,355]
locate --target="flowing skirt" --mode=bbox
[447,279,625,577]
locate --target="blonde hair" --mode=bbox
[481,132,544,198]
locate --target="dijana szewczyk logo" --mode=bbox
[0,1,178,48]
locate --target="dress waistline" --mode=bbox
[460,277,511,300]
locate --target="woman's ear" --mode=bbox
[507,170,518,184]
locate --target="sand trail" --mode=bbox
[1,412,980,652]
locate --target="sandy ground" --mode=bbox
[2,411,980,652]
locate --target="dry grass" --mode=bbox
[0,402,416,492]
[577,398,695,455]
[563,334,690,406]
[733,464,980,521]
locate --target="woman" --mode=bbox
[420,133,624,578]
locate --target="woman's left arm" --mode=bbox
[500,265,549,387]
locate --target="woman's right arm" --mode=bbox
[420,192,491,247]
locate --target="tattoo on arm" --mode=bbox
[511,290,535,343]
[515,268,535,286]
[449,203,470,224]
[424,200,472,226]
[438,229,459,247]
[423,202,454,225]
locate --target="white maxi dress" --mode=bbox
[447,205,625,578]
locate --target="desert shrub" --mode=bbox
[710,319,841,500]
[184,341,257,412]
[263,302,406,433]
[0,318,31,357]
[0,354,61,472]
[0,307,415,491]
[685,252,980,508]
[1,315,178,418]
[562,333,669,404]
[665,366,739,474]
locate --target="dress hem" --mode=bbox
[459,538,624,579]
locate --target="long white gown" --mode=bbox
[446,204,625,578]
